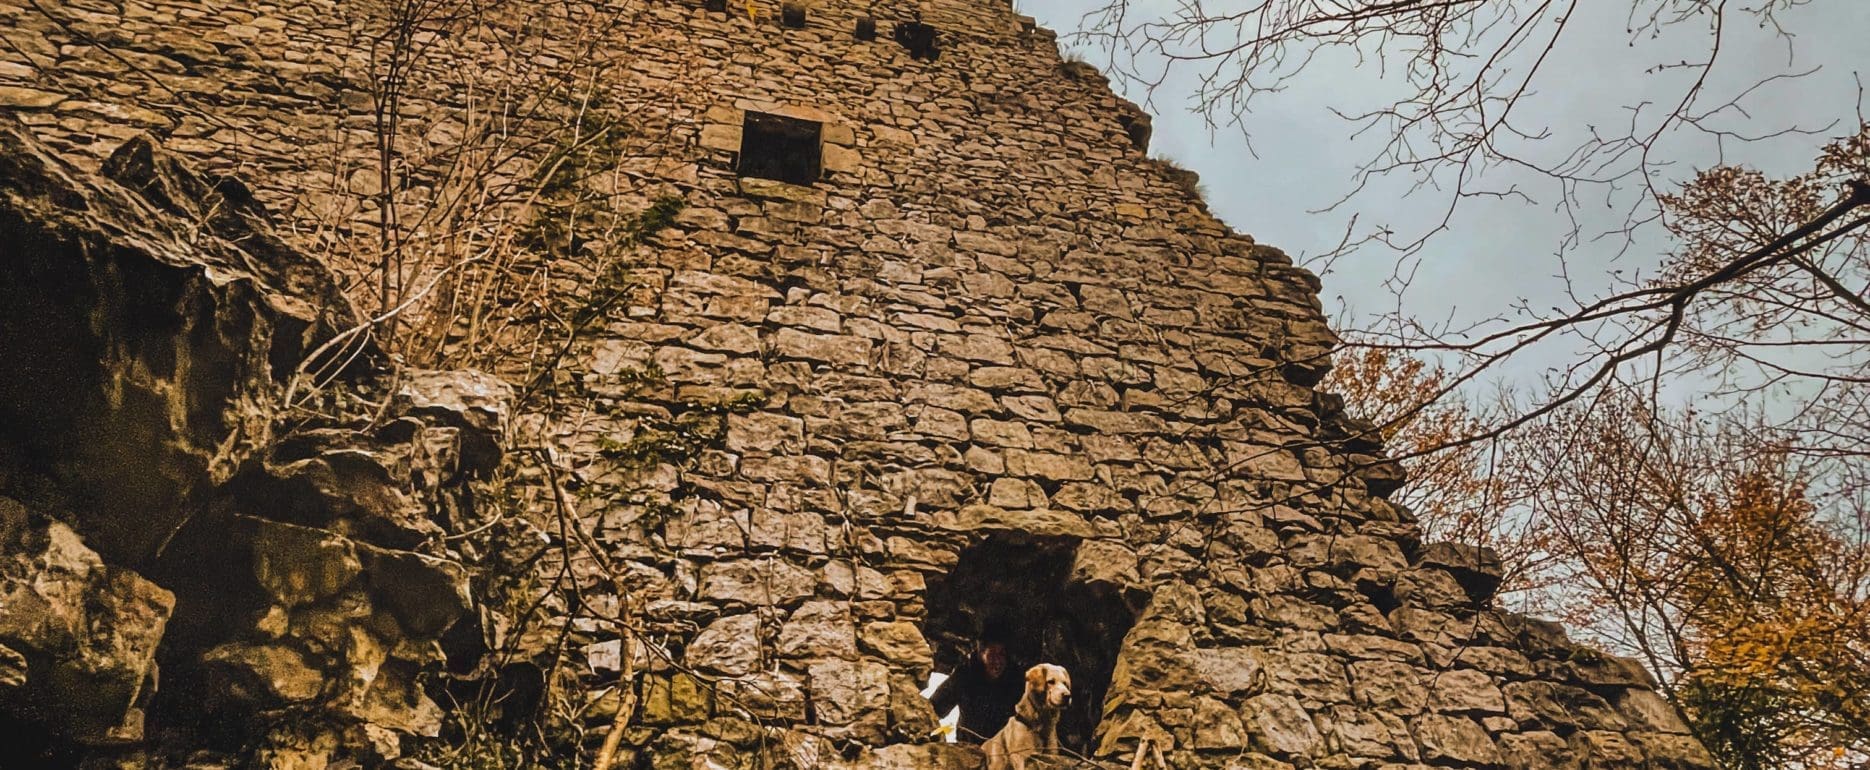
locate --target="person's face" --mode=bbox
[980,642,1008,678]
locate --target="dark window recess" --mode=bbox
[893,20,939,60]
[779,1,806,28]
[1118,110,1152,153]
[737,112,822,185]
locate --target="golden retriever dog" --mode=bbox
[984,663,1072,770]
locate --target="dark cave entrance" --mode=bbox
[923,536,1145,756]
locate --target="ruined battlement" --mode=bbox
[0,0,1714,767]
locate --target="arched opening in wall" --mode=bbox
[922,536,1145,757]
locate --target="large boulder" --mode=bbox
[0,116,360,567]
[0,512,174,744]
[0,120,506,767]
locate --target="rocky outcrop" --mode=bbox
[0,117,508,768]
[0,512,173,747]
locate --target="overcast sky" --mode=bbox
[1020,0,1870,395]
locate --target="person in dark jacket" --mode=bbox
[927,617,1026,743]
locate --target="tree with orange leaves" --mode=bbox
[1325,122,1870,768]
[1322,348,1560,601]
[1504,396,1870,769]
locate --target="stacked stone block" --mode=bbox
[0,0,1719,767]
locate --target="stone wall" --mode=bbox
[0,0,1718,768]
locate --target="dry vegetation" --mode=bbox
[269,1,734,764]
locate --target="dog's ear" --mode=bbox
[1025,664,1046,693]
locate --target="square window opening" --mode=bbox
[737,112,822,186]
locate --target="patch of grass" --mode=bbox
[1057,51,1103,83]
[1150,154,1206,200]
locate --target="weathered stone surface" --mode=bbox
[0,119,355,565]
[392,369,512,474]
[728,412,807,453]
[201,642,325,703]
[1287,535,1407,575]
[1070,539,1145,596]
[1499,731,1574,770]
[361,547,472,637]
[970,418,1036,448]
[687,613,764,676]
[1569,731,1645,767]
[777,600,859,659]
[887,671,941,739]
[1505,680,1627,732]
[860,620,932,670]
[0,85,66,109]
[1349,661,1429,714]
[1192,696,1250,749]
[1262,651,1352,704]
[931,504,1096,539]
[718,670,809,722]
[0,643,25,690]
[642,673,713,725]
[1414,543,1505,603]
[1241,693,1323,757]
[0,123,506,766]
[252,520,362,608]
[1005,449,1094,481]
[1425,668,1506,715]
[843,742,983,770]
[1629,732,1718,770]
[698,559,818,607]
[1412,714,1502,766]
[1318,705,1416,761]
[1193,647,1268,695]
[808,658,889,737]
[775,328,872,366]
[1395,567,1474,610]
[0,519,174,742]
[1612,688,1692,734]
[1328,634,1425,664]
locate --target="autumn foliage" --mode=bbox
[1322,348,1556,596]
[1328,123,1870,768]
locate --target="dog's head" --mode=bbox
[1025,663,1072,711]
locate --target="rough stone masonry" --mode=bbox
[0,0,1719,768]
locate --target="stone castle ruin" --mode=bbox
[0,0,1718,768]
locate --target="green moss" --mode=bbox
[592,391,763,473]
